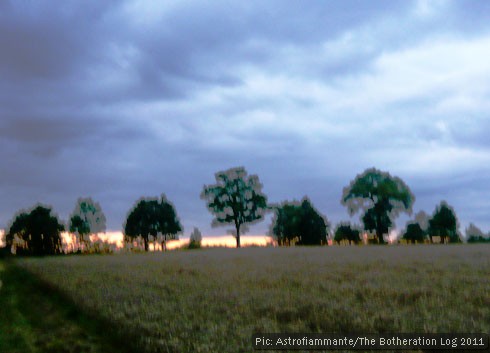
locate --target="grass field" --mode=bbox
[7,245,490,352]
[0,259,132,353]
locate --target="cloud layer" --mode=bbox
[2,0,490,236]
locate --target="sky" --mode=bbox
[1,0,490,238]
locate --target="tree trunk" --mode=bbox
[144,237,149,251]
[236,225,241,248]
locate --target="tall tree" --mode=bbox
[69,197,106,252]
[296,198,329,245]
[201,167,268,248]
[124,195,182,251]
[156,196,182,251]
[428,201,461,243]
[270,198,329,246]
[341,168,414,244]
[270,202,302,246]
[7,205,64,255]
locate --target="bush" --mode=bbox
[188,240,201,249]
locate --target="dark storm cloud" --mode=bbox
[0,1,118,81]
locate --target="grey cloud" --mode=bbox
[2,0,490,237]
[0,1,118,81]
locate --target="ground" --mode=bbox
[2,244,490,352]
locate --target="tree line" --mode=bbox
[2,166,489,255]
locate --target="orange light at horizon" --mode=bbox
[1,229,276,251]
[61,231,277,251]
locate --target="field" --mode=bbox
[5,245,490,352]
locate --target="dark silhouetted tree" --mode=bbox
[428,201,461,243]
[341,168,414,244]
[124,195,182,251]
[201,167,268,248]
[403,223,426,244]
[296,198,329,245]
[270,202,301,246]
[69,197,106,252]
[7,205,64,255]
[334,223,361,245]
[157,196,182,251]
[270,197,329,246]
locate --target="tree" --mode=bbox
[341,168,414,244]
[270,202,302,246]
[428,201,461,243]
[334,223,361,245]
[69,197,106,252]
[270,197,329,246]
[403,223,426,244]
[201,167,268,248]
[189,227,202,249]
[157,196,183,251]
[6,205,64,255]
[124,195,182,251]
[465,223,490,243]
[296,198,329,245]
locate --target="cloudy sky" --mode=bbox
[1,0,490,238]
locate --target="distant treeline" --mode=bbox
[2,167,489,256]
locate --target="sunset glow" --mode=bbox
[60,231,276,251]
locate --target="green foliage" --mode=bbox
[296,199,329,245]
[428,201,461,243]
[188,240,201,249]
[334,223,361,244]
[69,197,106,252]
[341,168,414,244]
[403,223,426,243]
[201,166,268,248]
[467,235,490,243]
[271,197,329,245]
[7,205,64,255]
[270,202,301,245]
[124,195,182,251]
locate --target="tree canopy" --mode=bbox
[6,205,64,255]
[124,195,182,251]
[341,168,414,244]
[270,197,329,246]
[201,166,268,248]
[403,223,426,243]
[69,197,106,252]
[428,201,461,243]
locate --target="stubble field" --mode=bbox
[12,245,490,352]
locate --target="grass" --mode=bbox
[0,259,132,353]
[10,244,490,352]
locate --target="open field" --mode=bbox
[0,259,131,353]
[10,245,490,352]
